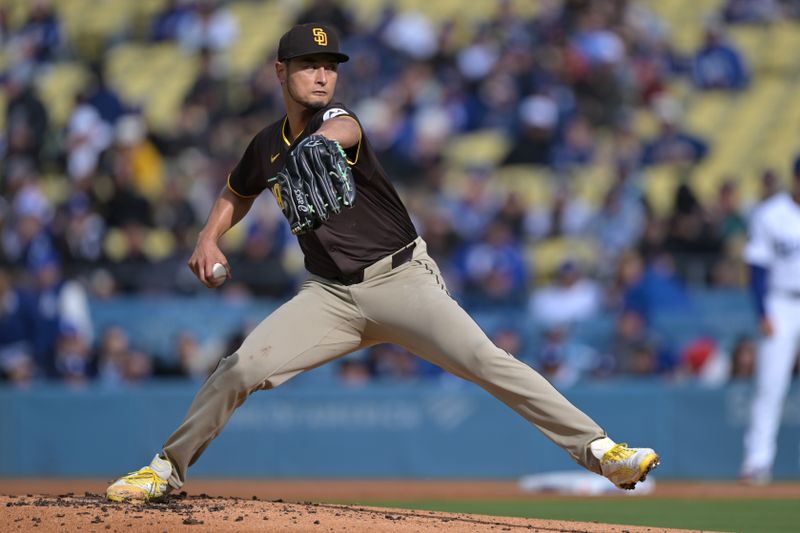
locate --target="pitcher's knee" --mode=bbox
[212,352,264,394]
[215,350,303,393]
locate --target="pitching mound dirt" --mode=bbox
[2,493,712,532]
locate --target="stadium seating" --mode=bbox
[105,43,199,132]
[443,129,510,169]
[4,0,795,204]
[0,0,791,383]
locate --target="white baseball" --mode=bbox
[211,262,228,283]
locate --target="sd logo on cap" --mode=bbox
[312,27,327,46]
[278,23,348,63]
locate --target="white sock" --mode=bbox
[149,453,172,479]
[590,437,617,460]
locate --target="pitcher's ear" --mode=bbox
[275,60,288,83]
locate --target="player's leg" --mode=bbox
[742,294,800,482]
[355,246,653,484]
[108,278,365,501]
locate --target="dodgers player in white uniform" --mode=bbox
[741,156,800,484]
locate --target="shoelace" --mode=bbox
[122,467,162,483]
[603,443,635,463]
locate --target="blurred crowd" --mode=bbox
[2,0,799,388]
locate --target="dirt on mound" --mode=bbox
[2,493,710,532]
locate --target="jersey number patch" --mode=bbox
[271,182,285,210]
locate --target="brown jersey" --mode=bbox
[227,103,418,280]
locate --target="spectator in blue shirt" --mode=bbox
[19,0,62,63]
[85,66,129,126]
[620,251,691,322]
[642,121,709,166]
[692,24,750,91]
[151,0,195,42]
[453,220,528,308]
[0,268,37,380]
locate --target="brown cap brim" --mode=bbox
[279,51,349,63]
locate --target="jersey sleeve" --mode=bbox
[309,103,362,166]
[227,131,268,199]
[743,207,773,266]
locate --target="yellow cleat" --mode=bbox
[600,443,660,490]
[107,454,172,502]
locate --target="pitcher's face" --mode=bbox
[278,54,339,111]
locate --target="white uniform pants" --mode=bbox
[743,293,800,473]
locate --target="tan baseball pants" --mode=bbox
[162,237,605,488]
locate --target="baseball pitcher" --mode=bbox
[106,24,659,502]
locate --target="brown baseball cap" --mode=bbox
[277,23,349,63]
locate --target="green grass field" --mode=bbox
[356,498,800,533]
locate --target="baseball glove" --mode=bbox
[269,135,356,235]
